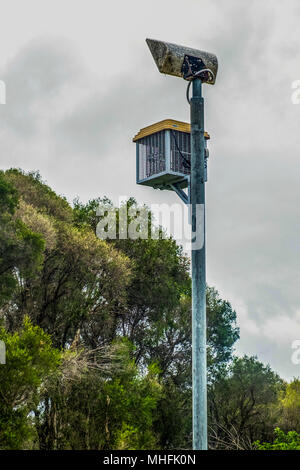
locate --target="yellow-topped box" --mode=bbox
[133,119,209,190]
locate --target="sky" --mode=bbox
[0,0,300,380]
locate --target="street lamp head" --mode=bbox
[146,38,218,84]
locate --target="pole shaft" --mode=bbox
[190,78,207,450]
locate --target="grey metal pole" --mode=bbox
[190,78,207,450]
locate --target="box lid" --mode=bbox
[133,119,210,142]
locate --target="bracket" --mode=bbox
[169,182,189,205]
[169,177,191,224]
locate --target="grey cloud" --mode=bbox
[1,0,300,379]
[0,36,84,137]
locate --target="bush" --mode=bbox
[254,427,300,450]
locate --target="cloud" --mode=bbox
[0,36,84,134]
[0,0,300,379]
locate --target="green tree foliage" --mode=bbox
[0,171,45,306]
[276,379,300,433]
[2,170,131,349]
[5,169,73,222]
[0,169,267,451]
[0,317,61,449]
[0,170,134,449]
[208,356,283,449]
[206,286,240,379]
[31,339,163,450]
[73,197,240,449]
[73,198,239,375]
[254,427,300,450]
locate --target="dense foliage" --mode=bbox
[0,169,298,450]
[255,428,300,450]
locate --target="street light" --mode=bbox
[135,38,218,450]
[146,38,218,83]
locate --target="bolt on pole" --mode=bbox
[190,78,207,450]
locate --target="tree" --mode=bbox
[0,171,44,306]
[73,198,239,376]
[33,339,162,450]
[5,169,73,222]
[255,427,300,450]
[0,317,61,449]
[73,197,240,449]
[276,379,300,433]
[0,170,246,450]
[0,170,132,449]
[208,356,283,449]
[2,170,131,349]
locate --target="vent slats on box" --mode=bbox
[134,119,208,190]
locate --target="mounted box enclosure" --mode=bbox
[146,38,218,84]
[133,119,210,190]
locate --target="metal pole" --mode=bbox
[190,78,207,450]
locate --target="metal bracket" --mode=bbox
[182,55,206,81]
[169,182,189,205]
[169,177,192,224]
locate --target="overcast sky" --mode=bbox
[0,0,300,380]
